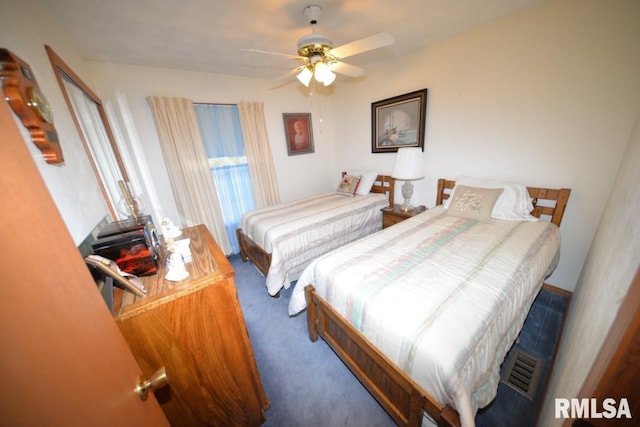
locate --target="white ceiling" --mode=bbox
[41,0,545,82]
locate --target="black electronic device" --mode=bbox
[91,215,159,277]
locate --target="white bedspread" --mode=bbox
[240,192,388,296]
[288,206,560,427]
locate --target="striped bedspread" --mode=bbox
[288,206,560,427]
[240,192,388,296]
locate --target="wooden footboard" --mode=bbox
[304,285,460,427]
[236,228,271,276]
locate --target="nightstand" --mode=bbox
[382,204,427,228]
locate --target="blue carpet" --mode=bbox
[230,254,568,426]
[476,288,569,427]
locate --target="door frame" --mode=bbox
[569,268,640,426]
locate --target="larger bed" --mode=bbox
[288,177,570,427]
[237,172,394,296]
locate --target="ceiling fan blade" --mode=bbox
[330,61,365,78]
[329,32,395,60]
[275,66,304,82]
[241,48,304,61]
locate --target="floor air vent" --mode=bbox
[501,349,541,400]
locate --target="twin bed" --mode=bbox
[239,174,570,427]
[290,177,570,427]
[237,172,394,296]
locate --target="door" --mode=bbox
[0,99,169,426]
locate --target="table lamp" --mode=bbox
[391,147,424,212]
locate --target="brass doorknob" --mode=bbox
[135,367,169,401]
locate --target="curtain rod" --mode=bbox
[193,102,237,106]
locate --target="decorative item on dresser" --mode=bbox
[90,215,159,277]
[289,177,571,427]
[236,171,394,297]
[114,224,269,426]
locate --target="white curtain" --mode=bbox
[193,104,255,254]
[146,96,232,253]
[237,102,280,208]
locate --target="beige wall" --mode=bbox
[538,111,640,426]
[0,0,110,242]
[85,63,339,225]
[328,0,640,291]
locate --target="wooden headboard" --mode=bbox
[341,172,395,208]
[436,179,571,227]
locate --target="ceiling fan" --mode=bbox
[244,5,395,87]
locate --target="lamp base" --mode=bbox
[400,181,414,212]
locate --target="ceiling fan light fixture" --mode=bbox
[322,68,336,86]
[296,66,313,87]
[313,61,332,84]
[246,5,394,88]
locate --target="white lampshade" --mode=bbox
[391,147,424,180]
[296,66,313,87]
[322,68,336,86]
[391,147,424,212]
[297,59,337,87]
[314,61,332,84]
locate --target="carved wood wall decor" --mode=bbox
[0,48,63,164]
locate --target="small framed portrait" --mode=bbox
[371,88,428,153]
[283,113,314,155]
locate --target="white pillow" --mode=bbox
[348,170,378,195]
[444,176,535,220]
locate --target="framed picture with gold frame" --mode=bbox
[283,113,314,155]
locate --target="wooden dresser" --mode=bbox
[113,224,269,426]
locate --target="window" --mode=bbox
[46,46,130,220]
[193,104,255,253]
